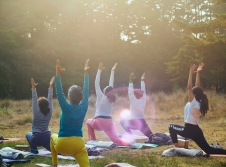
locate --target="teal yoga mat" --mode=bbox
[118,143,158,149]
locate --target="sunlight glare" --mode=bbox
[120,109,131,119]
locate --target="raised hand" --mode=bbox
[49,77,54,88]
[111,63,118,71]
[98,62,105,71]
[196,63,204,73]
[56,59,65,76]
[130,73,135,82]
[141,72,145,81]
[189,64,197,75]
[84,59,90,74]
[31,78,38,89]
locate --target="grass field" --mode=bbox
[0,89,226,167]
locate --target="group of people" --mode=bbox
[25,60,226,167]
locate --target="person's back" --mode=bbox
[50,59,90,167]
[26,77,54,154]
[86,62,131,146]
[120,73,153,141]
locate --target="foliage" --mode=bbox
[1,0,226,99]
[167,0,226,92]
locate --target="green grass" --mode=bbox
[1,92,226,166]
[1,141,226,167]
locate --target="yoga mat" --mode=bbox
[202,151,226,157]
[85,144,97,149]
[118,143,158,149]
[0,147,35,159]
[132,135,148,140]
[0,138,26,142]
[58,165,79,167]
[86,141,117,150]
[105,163,136,167]
[3,159,28,163]
[209,154,226,157]
[37,149,104,160]
[35,164,80,167]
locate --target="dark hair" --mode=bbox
[134,89,143,99]
[68,85,83,104]
[104,86,116,103]
[192,86,209,116]
[38,97,50,116]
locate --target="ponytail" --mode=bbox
[200,93,209,116]
[192,86,209,116]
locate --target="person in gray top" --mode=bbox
[26,77,54,154]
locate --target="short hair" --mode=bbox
[134,89,143,99]
[68,85,83,104]
[38,97,50,116]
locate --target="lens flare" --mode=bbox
[120,109,131,119]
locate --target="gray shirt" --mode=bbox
[31,88,53,132]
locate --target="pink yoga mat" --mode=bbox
[209,154,226,157]
[203,151,226,157]
[0,138,26,142]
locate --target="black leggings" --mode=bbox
[169,123,226,154]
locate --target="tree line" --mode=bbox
[0,0,226,99]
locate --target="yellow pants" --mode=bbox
[50,134,90,167]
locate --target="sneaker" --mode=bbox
[30,149,39,154]
[209,143,214,148]
[216,143,222,149]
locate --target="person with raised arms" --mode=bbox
[50,59,90,167]
[26,77,54,154]
[169,63,226,155]
[86,62,131,146]
[120,72,153,141]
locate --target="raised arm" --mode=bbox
[195,63,204,87]
[187,64,197,102]
[141,73,146,92]
[31,78,39,113]
[109,63,117,87]
[95,62,104,98]
[48,77,54,112]
[128,73,136,100]
[55,60,70,110]
[80,59,90,111]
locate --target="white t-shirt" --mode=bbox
[128,81,146,119]
[184,98,201,125]
[94,69,114,117]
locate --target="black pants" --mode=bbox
[169,123,226,154]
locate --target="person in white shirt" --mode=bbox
[120,72,153,140]
[169,63,226,155]
[86,62,131,146]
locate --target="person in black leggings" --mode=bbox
[169,63,226,155]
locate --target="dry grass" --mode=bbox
[0,90,226,166]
